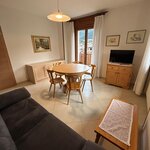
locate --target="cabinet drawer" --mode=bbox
[119,67,132,73]
[107,65,119,71]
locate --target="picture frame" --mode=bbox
[126,30,146,44]
[106,35,120,46]
[31,35,51,53]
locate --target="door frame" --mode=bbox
[0,26,16,90]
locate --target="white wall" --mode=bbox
[0,5,63,83]
[147,82,150,110]
[101,1,150,81]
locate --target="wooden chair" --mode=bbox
[82,64,96,92]
[47,69,65,98]
[66,74,83,105]
[53,62,63,77]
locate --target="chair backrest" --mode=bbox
[90,64,96,78]
[47,69,54,82]
[53,61,62,67]
[67,74,83,90]
[44,65,52,76]
[57,62,62,65]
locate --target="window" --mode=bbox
[77,29,94,64]
[74,16,94,64]
[78,30,85,64]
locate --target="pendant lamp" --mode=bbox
[47,0,71,22]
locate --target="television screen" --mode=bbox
[109,50,135,64]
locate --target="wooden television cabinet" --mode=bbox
[105,63,133,89]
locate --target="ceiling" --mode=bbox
[0,0,144,19]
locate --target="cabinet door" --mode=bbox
[117,66,132,88]
[106,71,118,85]
[34,66,46,81]
[117,73,131,88]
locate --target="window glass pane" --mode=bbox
[86,29,94,65]
[78,30,85,63]
[87,29,94,51]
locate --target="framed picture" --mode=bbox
[106,35,120,46]
[126,30,146,44]
[31,35,51,53]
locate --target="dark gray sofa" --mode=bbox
[0,88,104,150]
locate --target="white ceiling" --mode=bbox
[0,0,144,18]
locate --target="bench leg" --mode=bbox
[95,132,101,143]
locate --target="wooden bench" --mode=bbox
[94,99,138,150]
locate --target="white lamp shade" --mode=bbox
[47,12,71,22]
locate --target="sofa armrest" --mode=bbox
[0,114,17,150]
[82,141,105,150]
[0,88,31,110]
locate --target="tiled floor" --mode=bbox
[0,78,147,150]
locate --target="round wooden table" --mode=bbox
[53,63,89,75]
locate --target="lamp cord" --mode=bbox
[57,0,60,12]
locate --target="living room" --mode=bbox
[0,0,150,150]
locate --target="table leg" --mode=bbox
[95,132,101,143]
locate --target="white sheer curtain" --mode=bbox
[63,22,75,63]
[133,34,150,95]
[92,15,104,77]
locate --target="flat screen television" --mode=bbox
[109,50,135,64]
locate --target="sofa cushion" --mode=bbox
[82,141,105,150]
[16,113,86,150]
[0,114,17,150]
[1,98,49,141]
[0,88,30,110]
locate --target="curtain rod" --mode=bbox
[70,11,108,21]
